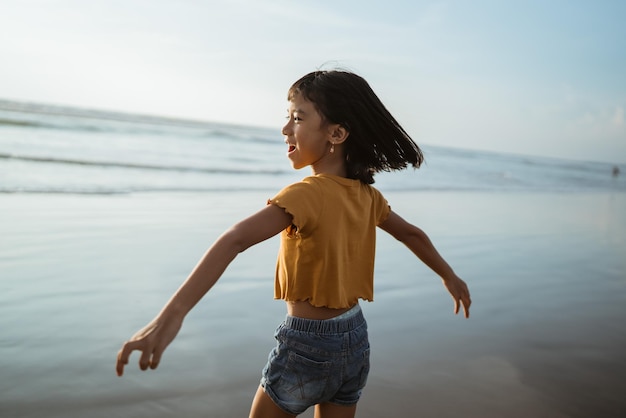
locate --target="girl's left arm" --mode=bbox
[379,210,471,318]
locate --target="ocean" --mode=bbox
[1,99,624,196]
[1,99,625,417]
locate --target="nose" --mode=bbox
[282,119,292,137]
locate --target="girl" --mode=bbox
[116,70,471,418]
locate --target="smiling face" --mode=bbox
[282,94,334,171]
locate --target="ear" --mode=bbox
[328,123,349,145]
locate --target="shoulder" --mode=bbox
[271,177,325,212]
[363,184,390,223]
[276,176,323,197]
[361,182,388,204]
[270,177,325,231]
[365,183,385,197]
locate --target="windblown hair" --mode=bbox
[288,70,424,184]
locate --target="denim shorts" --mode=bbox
[260,304,370,415]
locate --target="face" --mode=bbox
[282,94,333,170]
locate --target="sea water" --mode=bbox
[1,100,626,417]
[1,99,624,196]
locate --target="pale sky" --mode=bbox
[1,0,624,163]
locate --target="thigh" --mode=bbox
[250,385,296,418]
[314,402,357,418]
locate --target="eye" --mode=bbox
[285,114,302,122]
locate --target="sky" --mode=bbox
[1,0,625,163]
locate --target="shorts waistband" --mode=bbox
[284,304,365,334]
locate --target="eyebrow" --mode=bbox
[287,108,308,114]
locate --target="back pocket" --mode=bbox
[279,350,333,402]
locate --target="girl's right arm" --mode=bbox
[379,210,471,318]
[115,204,292,376]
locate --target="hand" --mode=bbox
[116,314,183,376]
[442,275,471,318]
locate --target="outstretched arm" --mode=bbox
[116,204,292,376]
[378,210,471,318]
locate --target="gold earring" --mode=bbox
[330,143,335,154]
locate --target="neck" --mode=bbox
[311,148,347,177]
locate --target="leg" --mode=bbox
[314,402,357,418]
[249,385,296,418]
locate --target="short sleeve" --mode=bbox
[269,179,323,234]
[372,187,391,225]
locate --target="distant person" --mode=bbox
[613,166,620,177]
[115,70,471,418]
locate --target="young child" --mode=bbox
[116,70,471,418]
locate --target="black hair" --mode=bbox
[288,70,423,184]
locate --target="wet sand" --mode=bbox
[1,190,624,417]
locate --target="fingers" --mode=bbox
[150,350,162,370]
[115,340,162,376]
[459,292,471,319]
[461,298,470,318]
[115,356,126,376]
[452,288,471,318]
[443,276,472,319]
[139,348,162,370]
[116,341,135,377]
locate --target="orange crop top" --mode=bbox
[268,174,390,308]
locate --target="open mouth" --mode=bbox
[288,144,296,153]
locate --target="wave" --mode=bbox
[0,152,288,175]
[0,114,276,143]
[0,99,278,144]
[0,185,283,195]
[0,118,44,128]
[2,99,624,196]
[3,182,623,196]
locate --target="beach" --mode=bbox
[1,189,624,417]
